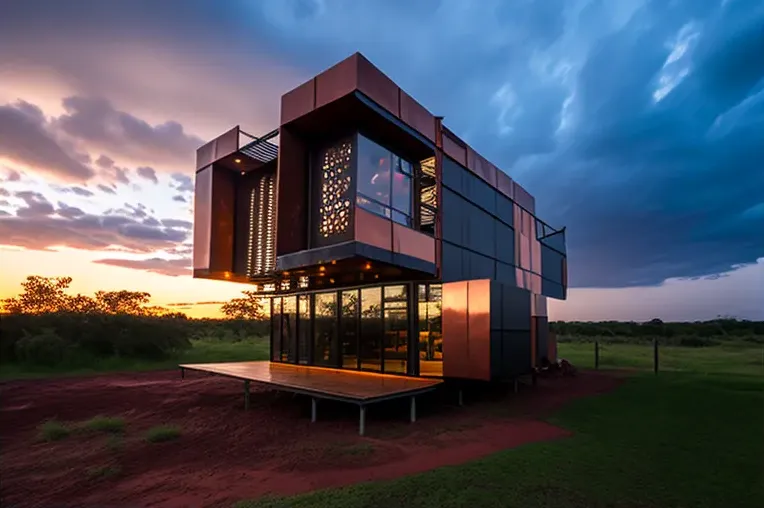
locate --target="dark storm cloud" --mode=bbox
[171,173,194,193]
[0,101,95,181]
[173,195,187,203]
[92,257,191,277]
[251,0,763,288]
[97,184,116,195]
[14,191,55,218]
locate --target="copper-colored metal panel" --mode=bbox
[216,127,239,160]
[532,294,548,317]
[355,208,392,251]
[193,166,212,270]
[356,54,400,116]
[399,90,436,143]
[468,280,492,381]
[522,210,533,238]
[516,267,526,289]
[466,147,498,188]
[281,78,315,126]
[514,183,536,214]
[531,235,542,274]
[482,158,499,188]
[442,130,467,165]
[196,140,215,171]
[442,281,469,379]
[393,223,435,264]
[496,170,514,199]
[434,120,443,277]
[275,127,308,256]
[548,331,558,363]
[520,234,531,271]
[315,53,359,109]
[209,165,235,273]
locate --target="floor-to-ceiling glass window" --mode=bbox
[271,297,282,362]
[383,285,408,374]
[418,284,443,376]
[298,294,311,364]
[341,290,359,369]
[282,296,297,363]
[314,292,338,367]
[359,287,383,372]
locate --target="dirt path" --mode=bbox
[0,369,624,507]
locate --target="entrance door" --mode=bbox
[359,287,383,372]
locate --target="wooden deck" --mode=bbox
[179,361,443,435]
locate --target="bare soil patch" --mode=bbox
[0,369,623,507]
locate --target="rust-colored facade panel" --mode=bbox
[548,332,558,363]
[275,127,308,256]
[514,183,536,214]
[466,147,498,187]
[520,234,531,271]
[209,165,236,273]
[467,280,492,381]
[393,223,435,264]
[281,78,315,126]
[496,170,514,199]
[315,53,359,109]
[355,208,392,251]
[399,90,436,143]
[532,294,548,317]
[193,166,213,270]
[442,129,467,165]
[531,235,542,274]
[442,281,469,379]
[356,54,400,116]
[195,126,239,171]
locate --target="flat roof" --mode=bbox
[179,361,443,404]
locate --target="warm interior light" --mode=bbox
[319,265,325,272]
[330,260,336,265]
[329,278,335,284]
[235,158,242,164]
[364,262,372,270]
[374,274,379,279]
[223,272,231,279]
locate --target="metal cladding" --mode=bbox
[192,51,568,381]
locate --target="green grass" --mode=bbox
[145,425,181,443]
[37,419,71,442]
[79,416,125,434]
[559,342,764,376]
[86,464,122,480]
[0,337,269,380]
[235,372,764,508]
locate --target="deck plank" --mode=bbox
[179,361,442,402]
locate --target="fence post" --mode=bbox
[594,340,600,370]
[653,338,659,374]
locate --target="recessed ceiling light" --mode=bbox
[235,158,242,164]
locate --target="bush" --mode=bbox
[15,329,71,366]
[80,416,125,434]
[679,336,721,348]
[38,420,70,441]
[145,425,181,443]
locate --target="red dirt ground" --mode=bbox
[0,369,624,508]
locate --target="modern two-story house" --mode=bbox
[192,52,567,383]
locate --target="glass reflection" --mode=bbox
[356,134,413,227]
[383,285,408,374]
[271,297,282,362]
[360,287,383,372]
[418,284,443,377]
[341,290,359,369]
[282,296,297,363]
[357,135,391,206]
[298,295,311,364]
[314,292,338,367]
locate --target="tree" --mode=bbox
[221,291,266,320]
[94,290,152,315]
[1,276,96,314]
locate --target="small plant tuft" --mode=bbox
[86,464,122,479]
[145,425,181,443]
[38,419,71,441]
[80,415,125,434]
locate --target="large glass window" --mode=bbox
[360,287,383,372]
[271,297,282,362]
[419,156,437,236]
[314,292,338,367]
[418,284,443,377]
[282,296,297,363]
[341,290,359,369]
[383,285,408,374]
[356,134,413,227]
[298,295,311,364]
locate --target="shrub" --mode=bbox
[145,425,181,443]
[80,416,125,434]
[15,329,71,366]
[679,336,721,348]
[38,420,70,441]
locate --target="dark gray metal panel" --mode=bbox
[442,155,464,194]
[541,278,565,300]
[496,221,514,265]
[496,193,514,227]
[503,330,532,377]
[496,262,514,285]
[541,244,563,284]
[467,204,495,258]
[490,330,503,380]
[441,187,465,246]
[441,241,463,282]
[502,284,532,331]
[490,280,502,331]
[470,250,495,280]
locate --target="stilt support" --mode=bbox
[458,389,464,407]
[359,405,366,436]
[180,367,185,380]
[244,380,250,410]
[410,396,416,423]
[311,398,317,423]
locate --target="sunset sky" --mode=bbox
[1,0,762,321]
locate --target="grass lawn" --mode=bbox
[237,371,764,508]
[0,338,270,380]
[559,341,764,376]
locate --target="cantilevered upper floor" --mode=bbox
[192,52,567,300]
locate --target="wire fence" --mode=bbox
[557,337,764,377]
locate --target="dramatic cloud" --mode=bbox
[173,195,187,203]
[63,186,95,197]
[2,168,22,181]
[136,166,158,184]
[92,257,191,277]
[97,184,116,195]
[0,201,190,252]
[171,173,194,193]
[0,101,95,181]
